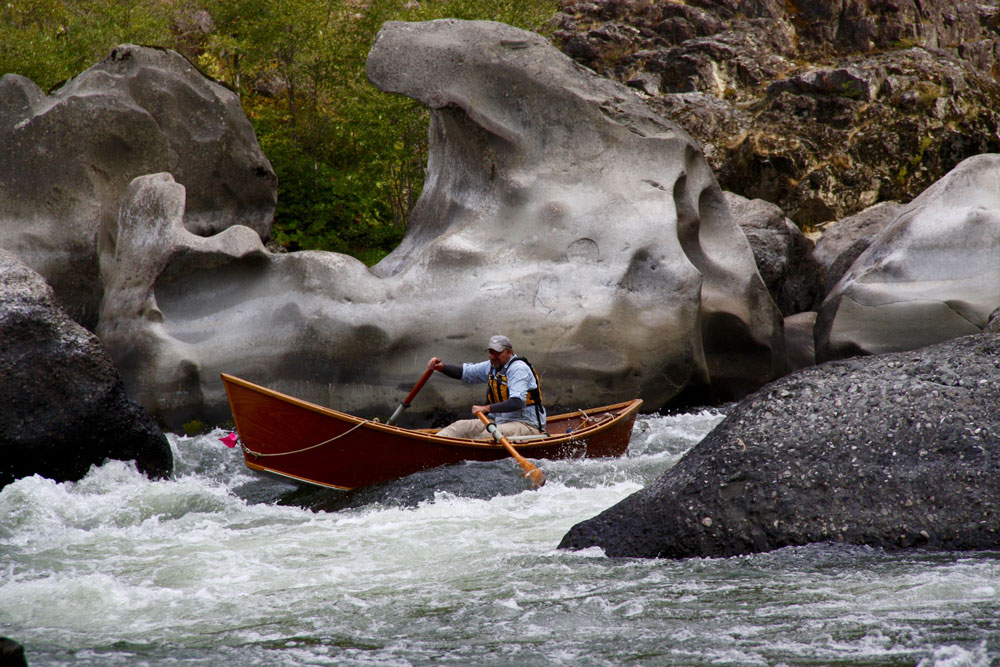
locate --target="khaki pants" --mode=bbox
[436,419,544,440]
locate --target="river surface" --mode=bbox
[2,411,998,666]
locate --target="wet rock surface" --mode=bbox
[0,249,172,489]
[560,333,1000,559]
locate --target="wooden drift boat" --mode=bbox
[221,373,643,490]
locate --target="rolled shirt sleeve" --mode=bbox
[502,361,533,403]
[461,360,492,384]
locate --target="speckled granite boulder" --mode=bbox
[560,333,1000,558]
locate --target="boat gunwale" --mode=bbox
[220,373,642,452]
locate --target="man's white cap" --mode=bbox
[486,335,513,352]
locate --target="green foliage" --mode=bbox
[1,0,175,89]
[0,0,561,264]
[181,419,208,436]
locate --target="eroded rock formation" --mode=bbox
[560,333,1000,559]
[815,154,1000,361]
[0,249,172,489]
[811,200,903,295]
[96,20,786,429]
[0,44,276,329]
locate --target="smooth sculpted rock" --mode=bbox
[560,333,1000,559]
[0,249,172,489]
[366,20,785,403]
[0,44,276,329]
[97,20,785,430]
[815,154,1000,362]
[811,200,903,296]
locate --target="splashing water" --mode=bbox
[1,411,998,665]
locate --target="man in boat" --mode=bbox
[427,335,547,439]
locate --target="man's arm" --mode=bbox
[472,396,525,416]
[427,357,463,379]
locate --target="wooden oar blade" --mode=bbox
[525,466,546,488]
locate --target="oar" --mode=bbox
[476,411,546,488]
[385,367,435,426]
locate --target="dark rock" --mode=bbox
[0,249,172,489]
[0,637,27,667]
[783,311,817,371]
[553,0,1000,229]
[767,66,880,101]
[559,333,1000,559]
[987,309,1000,334]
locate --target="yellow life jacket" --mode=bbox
[487,357,543,428]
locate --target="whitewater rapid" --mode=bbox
[2,411,997,665]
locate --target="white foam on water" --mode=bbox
[2,412,999,665]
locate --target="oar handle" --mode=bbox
[476,412,546,488]
[386,367,436,426]
[403,367,435,406]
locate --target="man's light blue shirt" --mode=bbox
[461,355,546,430]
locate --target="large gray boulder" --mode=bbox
[560,333,1000,559]
[811,200,903,296]
[96,20,785,430]
[0,44,276,329]
[724,192,823,315]
[0,249,172,489]
[816,154,1000,362]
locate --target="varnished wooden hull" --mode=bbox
[221,373,642,490]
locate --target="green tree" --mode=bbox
[0,0,174,88]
